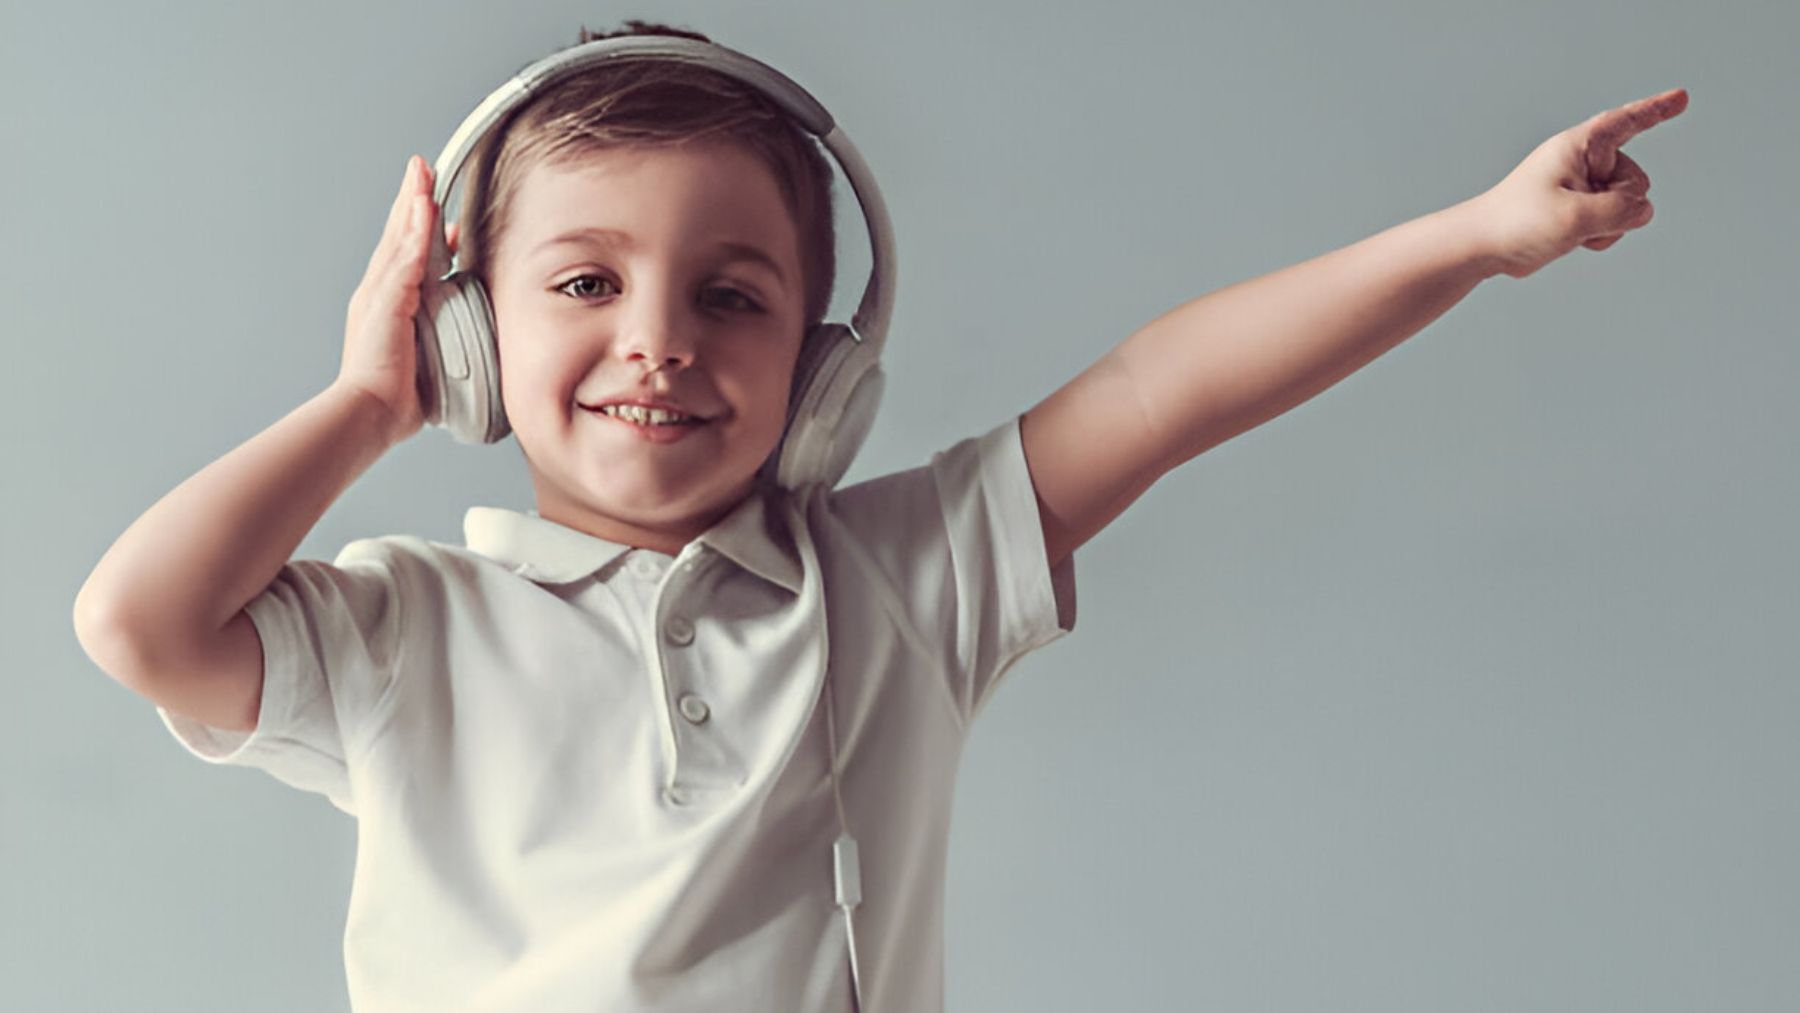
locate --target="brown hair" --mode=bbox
[456,20,837,330]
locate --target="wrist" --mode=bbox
[324,381,414,454]
[1444,194,1517,281]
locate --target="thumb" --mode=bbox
[1575,188,1654,241]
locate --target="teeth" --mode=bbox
[601,404,694,426]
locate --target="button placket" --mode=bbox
[656,561,708,796]
[654,549,742,800]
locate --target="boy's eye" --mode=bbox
[554,274,761,312]
[556,274,617,300]
[707,287,762,312]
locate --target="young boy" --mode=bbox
[71,19,1687,1013]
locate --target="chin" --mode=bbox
[605,469,757,518]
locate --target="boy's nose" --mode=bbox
[617,294,699,371]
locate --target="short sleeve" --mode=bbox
[155,538,408,816]
[930,414,1078,718]
[828,414,1077,725]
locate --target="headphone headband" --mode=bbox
[424,35,895,358]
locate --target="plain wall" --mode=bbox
[7,0,1795,1009]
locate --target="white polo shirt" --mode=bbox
[156,414,1078,1012]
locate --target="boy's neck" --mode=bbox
[534,484,761,556]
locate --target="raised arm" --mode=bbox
[1020,88,1688,571]
[72,156,446,730]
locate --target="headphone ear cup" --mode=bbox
[771,323,884,491]
[807,344,883,489]
[417,272,509,444]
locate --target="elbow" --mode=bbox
[72,582,156,688]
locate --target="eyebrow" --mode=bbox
[530,227,788,287]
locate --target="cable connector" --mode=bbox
[833,832,862,908]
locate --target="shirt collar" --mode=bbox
[462,485,803,594]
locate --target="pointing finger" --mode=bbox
[1585,87,1688,186]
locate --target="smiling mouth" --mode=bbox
[582,406,716,445]
[587,404,710,427]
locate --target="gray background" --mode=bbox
[6,0,1794,1009]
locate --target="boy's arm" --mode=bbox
[1021,200,1496,570]
[73,155,442,730]
[1019,88,1686,571]
[72,385,402,726]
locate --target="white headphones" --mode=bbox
[411,35,897,493]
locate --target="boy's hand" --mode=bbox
[335,155,460,444]
[1470,87,1688,279]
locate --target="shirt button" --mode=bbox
[664,616,695,646]
[677,693,711,725]
[629,555,662,580]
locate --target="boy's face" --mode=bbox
[486,141,807,554]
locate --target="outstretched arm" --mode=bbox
[1020,88,1689,571]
